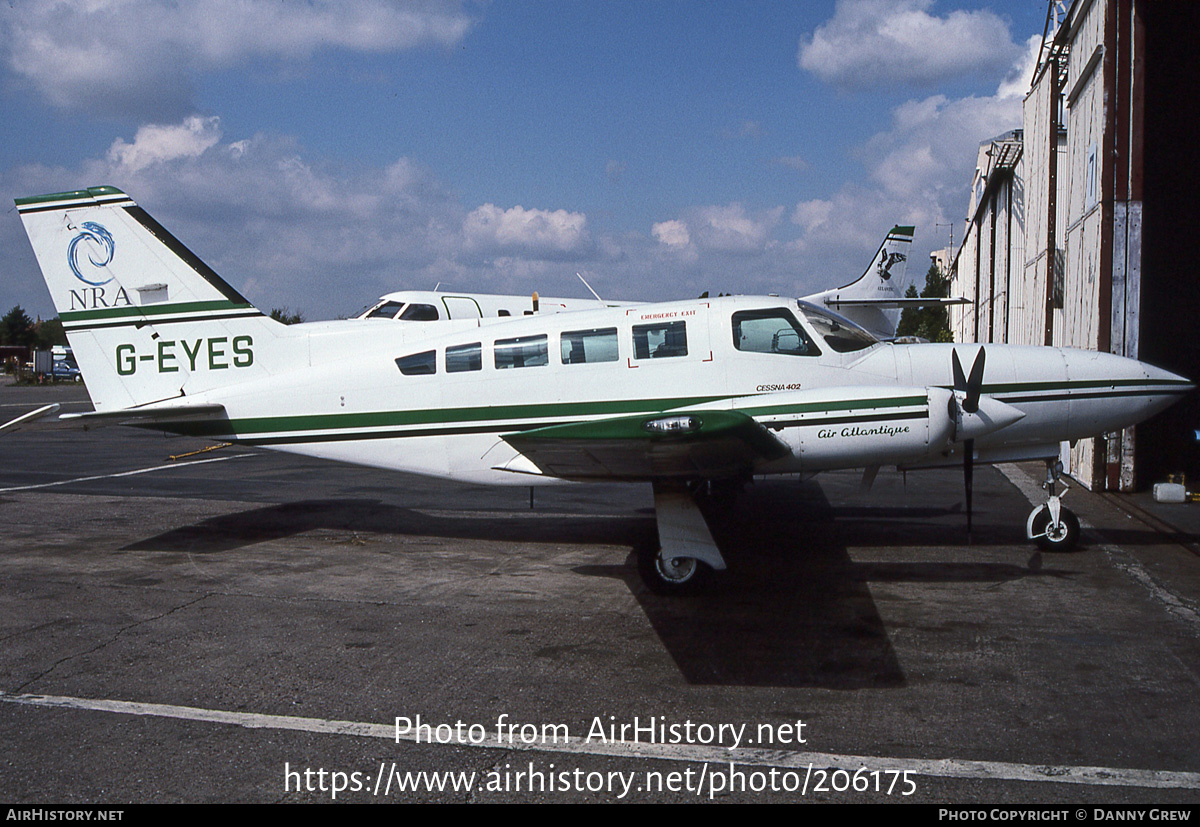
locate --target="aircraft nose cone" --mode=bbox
[1140,361,1194,392]
[1059,349,1193,429]
[1062,349,1190,388]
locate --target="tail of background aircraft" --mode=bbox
[801,225,916,339]
[16,186,286,412]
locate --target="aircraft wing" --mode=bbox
[499,409,790,480]
[0,403,61,434]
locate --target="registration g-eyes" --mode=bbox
[116,335,254,375]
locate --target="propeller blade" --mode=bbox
[963,348,986,414]
[964,438,974,538]
[951,348,984,538]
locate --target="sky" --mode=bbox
[0,0,1050,322]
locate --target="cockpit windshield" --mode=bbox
[795,301,879,353]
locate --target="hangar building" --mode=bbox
[950,0,1199,491]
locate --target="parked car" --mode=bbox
[51,360,82,382]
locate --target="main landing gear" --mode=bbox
[1026,460,1081,552]
[637,481,726,595]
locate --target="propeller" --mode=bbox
[951,348,986,537]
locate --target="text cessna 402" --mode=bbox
[352,223,957,344]
[10,187,1194,593]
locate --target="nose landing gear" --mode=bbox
[1026,460,1081,551]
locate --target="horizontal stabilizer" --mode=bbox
[59,402,228,429]
[823,297,970,309]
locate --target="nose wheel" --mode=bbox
[1026,461,1081,551]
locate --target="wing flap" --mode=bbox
[501,409,789,480]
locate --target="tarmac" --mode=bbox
[1,377,1199,804]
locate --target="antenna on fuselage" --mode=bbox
[576,272,604,303]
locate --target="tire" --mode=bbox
[1029,505,1080,552]
[636,545,711,595]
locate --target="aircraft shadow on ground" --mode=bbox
[123,479,1078,690]
[575,480,1074,688]
[121,500,651,553]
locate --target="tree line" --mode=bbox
[0,306,65,350]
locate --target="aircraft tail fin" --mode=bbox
[15,186,288,412]
[802,224,915,339]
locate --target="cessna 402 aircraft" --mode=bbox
[10,187,1194,593]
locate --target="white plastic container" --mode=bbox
[1152,483,1188,503]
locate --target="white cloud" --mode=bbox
[692,204,783,254]
[791,199,834,234]
[787,89,1021,259]
[654,204,783,256]
[652,219,690,248]
[799,0,1020,91]
[996,34,1044,101]
[788,20,1037,288]
[463,204,592,259]
[0,0,474,117]
[107,116,223,173]
[864,92,1022,200]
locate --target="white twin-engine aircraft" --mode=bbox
[351,223,956,343]
[13,187,1193,593]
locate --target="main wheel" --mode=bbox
[1029,504,1080,552]
[637,545,711,595]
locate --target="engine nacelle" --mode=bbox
[772,386,953,471]
[687,385,1028,473]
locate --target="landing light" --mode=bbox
[644,416,701,435]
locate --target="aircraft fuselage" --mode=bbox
[174,296,1188,486]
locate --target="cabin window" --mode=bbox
[396,350,436,375]
[367,301,404,319]
[561,327,619,364]
[494,335,548,369]
[446,342,482,373]
[732,309,819,356]
[632,321,688,360]
[399,303,440,321]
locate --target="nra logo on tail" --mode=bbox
[69,222,115,285]
[65,222,132,311]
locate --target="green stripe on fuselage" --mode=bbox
[168,394,930,442]
[160,378,1185,443]
[172,395,738,438]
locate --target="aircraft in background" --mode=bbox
[354,225,965,342]
[802,224,969,341]
[9,187,1193,593]
[354,288,628,323]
